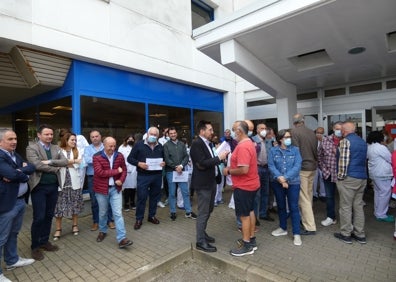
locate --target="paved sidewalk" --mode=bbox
[4,187,396,281]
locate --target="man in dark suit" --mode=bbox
[0,129,36,281]
[190,120,229,252]
[26,124,68,261]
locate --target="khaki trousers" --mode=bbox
[337,176,366,237]
[299,170,317,231]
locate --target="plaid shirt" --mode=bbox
[318,134,339,183]
[337,137,351,180]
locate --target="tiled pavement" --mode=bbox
[4,187,396,282]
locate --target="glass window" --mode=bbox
[193,109,222,141]
[80,96,145,145]
[12,97,72,156]
[192,0,214,29]
[148,104,191,145]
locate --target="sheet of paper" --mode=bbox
[146,158,163,171]
[172,171,189,182]
[215,141,231,156]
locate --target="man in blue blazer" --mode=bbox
[0,129,35,281]
[190,120,229,252]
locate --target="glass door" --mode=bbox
[325,111,366,139]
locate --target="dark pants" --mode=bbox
[258,166,270,217]
[272,182,301,235]
[196,186,216,244]
[30,183,58,250]
[136,173,162,221]
[324,178,337,220]
[123,189,136,209]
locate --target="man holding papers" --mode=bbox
[128,127,165,230]
[164,127,197,221]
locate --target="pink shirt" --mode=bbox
[230,139,260,191]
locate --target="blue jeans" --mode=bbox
[95,187,126,243]
[136,173,162,221]
[30,183,58,249]
[272,182,301,235]
[324,178,336,220]
[0,198,25,274]
[166,172,192,213]
[87,175,113,223]
[258,166,270,218]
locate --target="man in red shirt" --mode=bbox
[223,121,260,256]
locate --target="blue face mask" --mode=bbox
[248,131,253,137]
[334,130,342,137]
[148,135,157,143]
[284,138,292,147]
[230,131,236,139]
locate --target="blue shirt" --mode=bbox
[84,143,104,176]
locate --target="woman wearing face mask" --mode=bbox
[268,129,302,246]
[118,135,137,211]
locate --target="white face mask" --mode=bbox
[260,130,267,138]
[248,131,253,137]
[334,130,342,137]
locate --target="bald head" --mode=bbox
[103,136,116,156]
[244,120,254,131]
[342,122,356,137]
[293,113,305,127]
[232,120,248,142]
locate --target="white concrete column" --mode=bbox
[276,95,297,130]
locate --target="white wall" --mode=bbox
[0,0,236,95]
[245,88,396,126]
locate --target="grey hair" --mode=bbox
[0,128,13,141]
[235,120,248,135]
[147,127,159,136]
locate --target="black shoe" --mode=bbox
[134,220,142,230]
[319,196,326,202]
[268,207,277,214]
[185,212,197,219]
[259,215,275,222]
[170,213,176,221]
[205,234,215,243]
[313,196,318,201]
[351,233,367,244]
[334,232,352,244]
[301,230,316,235]
[196,242,217,252]
[148,216,160,224]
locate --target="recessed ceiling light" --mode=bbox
[348,47,366,55]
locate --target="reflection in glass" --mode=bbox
[80,96,146,145]
[148,104,191,145]
[193,109,223,142]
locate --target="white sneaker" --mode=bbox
[0,274,12,282]
[6,257,35,271]
[293,235,302,246]
[157,201,165,208]
[321,217,337,227]
[271,227,288,237]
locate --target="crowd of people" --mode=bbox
[1,115,396,280]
